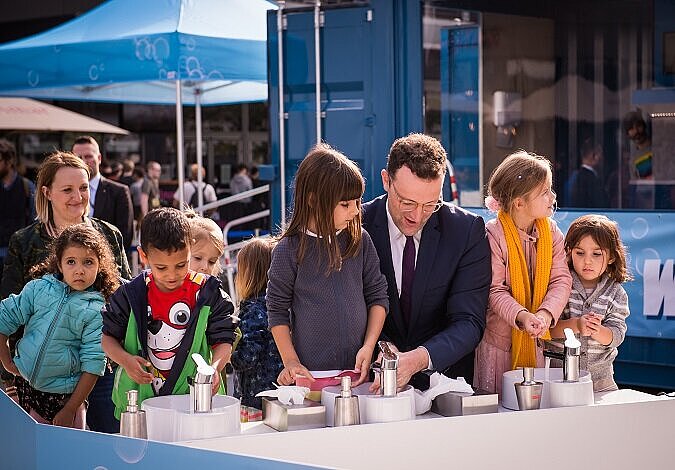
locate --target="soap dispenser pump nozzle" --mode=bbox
[119,389,147,438]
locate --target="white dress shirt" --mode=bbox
[385,199,433,369]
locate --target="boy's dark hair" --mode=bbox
[580,137,599,161]
[133,167,146,178]
[140,207,191,252]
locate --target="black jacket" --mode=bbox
[93,177,134,248]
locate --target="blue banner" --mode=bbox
[471,208,675,340]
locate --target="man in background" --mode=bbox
[140,161,162,221]
[622,110,654,208]
[173,164,217,218]
[72,136,134,249]
[119,159,135,187]
[565,138,608,208]
[229,163,252,202]
[0,139,35,280]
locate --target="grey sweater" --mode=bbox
[267,229,389,370]
[550,271,629,392]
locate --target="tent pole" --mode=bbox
[277,2,286,227]
[314,0,322,144]
[195,88,204,214]
[176,80,185,209]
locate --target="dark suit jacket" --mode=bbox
[362,195,491,375]
[566,166,609,208]
[93,177,134,248]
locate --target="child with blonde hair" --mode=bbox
[474,151,572,394]
[0,225,120,428]
[550,214,631,391]
[185,211,224,276]
[230,238,283,409]
[267,143,389,386]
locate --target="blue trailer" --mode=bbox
[266,0,675,391]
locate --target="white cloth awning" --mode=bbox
[0,97,128,134]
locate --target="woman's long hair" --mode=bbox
[35,152,90,236]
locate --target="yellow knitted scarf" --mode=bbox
[498,211,552,370]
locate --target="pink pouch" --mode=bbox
[296,369,360,391]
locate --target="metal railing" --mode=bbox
[193,184,271,305]
[194,184,270,215]
[221,210,271,304]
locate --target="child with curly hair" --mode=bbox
[0,225,120,428]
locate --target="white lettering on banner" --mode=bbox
[643,259,675,317]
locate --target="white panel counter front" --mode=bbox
[179,390,673,469]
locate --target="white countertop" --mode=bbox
[177,389,674,469]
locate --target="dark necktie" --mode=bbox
[400,236,415,327]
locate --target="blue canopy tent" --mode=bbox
[0,0,276,206]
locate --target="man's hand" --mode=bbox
[369,345,427,393]
[394,348,428,389]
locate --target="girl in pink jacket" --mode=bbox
[474,151,572,395]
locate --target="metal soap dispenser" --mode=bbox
[371,341,398,397]
[562,327,581,382]
[542,327,581,382]
[514,367,543,411]
[334,375,360,426]
[189,353,215,413]
[120,389,147,438]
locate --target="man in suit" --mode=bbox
[565,138,608,208]
[72,136,134,249]
[362,133,491,389]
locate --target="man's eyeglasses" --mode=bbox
[389,180,443,214]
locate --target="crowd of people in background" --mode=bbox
[6,135,268,251]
